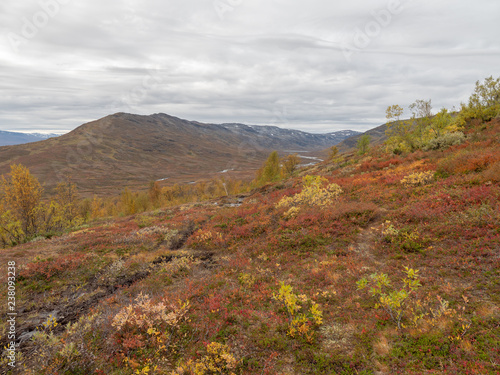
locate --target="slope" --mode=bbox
[335,121,389,152]
[1,118,498,374]
[0,113,357,195]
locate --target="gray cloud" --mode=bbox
[0,0,499,134]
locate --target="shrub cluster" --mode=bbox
[400,171,435,187]
[171,342,240,375]
[112,292,189,331]
[273,282,323,343]
[381,221,425,252]
[276,175,342,209]
[423,131,465,150]
[357,267,422,329]
[437,149,500,176]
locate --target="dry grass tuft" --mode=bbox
[320,322,355,351]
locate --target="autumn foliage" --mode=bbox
[1,77,499,374]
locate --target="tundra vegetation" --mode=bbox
[0,76,499,374]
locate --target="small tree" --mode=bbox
[465,76,500,121]
[1,164,43,237]
[148,180,162,207]
[357,134,371,155]
[90,195,104,219]
[254,151,281,186]
[329,146,338,160]
[121,187,136,215]
[281,154,300,176]
[329,146,344,164]
[386,104,404,124]
[55,176,80,227]
[409,99,432,145]
[385,104,414,153]
[0,202,24,246]
[429,108,453,138]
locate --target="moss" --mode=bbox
[390,333,451,370]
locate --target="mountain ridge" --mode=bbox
[0,112,359,195]
[0,130,60,147]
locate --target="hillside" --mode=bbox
[1,117,498,374]
[0,113,357,195]
[0,131,60,147]
[335,122,389,152]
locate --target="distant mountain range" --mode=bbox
[0,113,359,195]
[0,131,61,147]
[217,123,359,149]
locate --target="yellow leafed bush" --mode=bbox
[273,282,323,343]
[282,206,300,219]
[276,175,342,209]
[400,171,435,187]
[112,292,189,331]
[171,342,239,375]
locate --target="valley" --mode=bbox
[0,113,357,196]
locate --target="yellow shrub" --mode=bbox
[400,171,435,187]
[276,175,342,209]
[238,272,256,288]
[171,342,239,375]
[112,292,189,331]
[193,230,223,244]
[273,282,323,343]
[161,256,200,276]
[283,206,300,219]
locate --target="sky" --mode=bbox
[1,0,499,134]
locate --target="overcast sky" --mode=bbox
[1,0,499,134]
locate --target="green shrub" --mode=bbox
[135,214,154,228]
[423,131,465,150]
[357,267,422,329]
[381,222,425,252]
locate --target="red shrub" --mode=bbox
[359,157,403,172]
[461,185,499,205]
[21,253,88,280]
[377,158,403,169]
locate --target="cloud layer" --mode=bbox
[1,0,499,133]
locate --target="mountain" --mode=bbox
[0,113,358,195]
[0,130,60,146]
[218,123,359,149]
[335,122,388,152]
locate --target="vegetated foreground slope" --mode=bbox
[1,118,499,374]
[0,113,357,196]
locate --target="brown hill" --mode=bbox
[0,113,356,195]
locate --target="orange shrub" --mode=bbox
[482,160,500,182]
[438,149,500,175]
